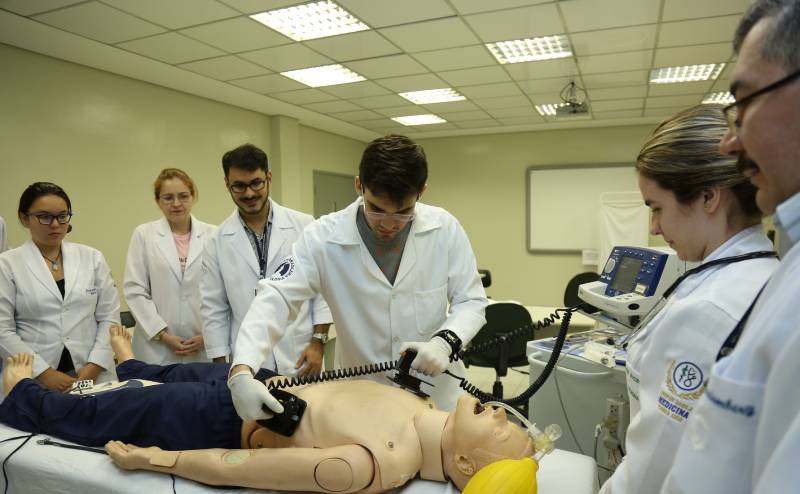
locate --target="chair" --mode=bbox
[120,311,136,329]
[478,269,492,288]
[464,302,533,400]
[563,272,600,308]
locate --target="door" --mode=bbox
[313,171,357,218]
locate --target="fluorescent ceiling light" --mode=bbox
[399,88,466,104]
[487,35,572,64]
[535,103,566,116]
[702,92,735,104]
[392,115,447,126]
[250,0,369,41]
[649,64,725,84]
[281,64,365,87]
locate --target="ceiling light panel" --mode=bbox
[487,35,572,64]
[399,88,466,104]
[281,64,366,87]
[702,92,735,104]
[250,0,369,41]
[392,115,447,126]
[534,103,565,116]
[649,63,725,84]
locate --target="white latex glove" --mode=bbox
[400,337,452,377]
[227,371,284,421]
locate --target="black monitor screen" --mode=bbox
[610,256,642,293]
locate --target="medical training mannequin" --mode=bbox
[0,327,533,493]
[600,104,779,493]
[124,168,215,364]
[0,182,118,394]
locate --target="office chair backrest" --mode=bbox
[464,302,534,372]
[563,272,600,308]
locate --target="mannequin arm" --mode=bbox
[106,441,376,493]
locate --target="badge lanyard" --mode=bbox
[246,225,270,279]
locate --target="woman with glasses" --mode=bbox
[123,168,215,364]
[599,104,779,493]
[0,182,120,394]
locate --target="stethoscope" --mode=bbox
[617,250,778,350]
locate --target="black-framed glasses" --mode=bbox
[723,69,800,132]
[27,212,73,225]
[229,179,266,194]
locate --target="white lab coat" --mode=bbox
[123,216,216,364]
[662,192,800,494]
[201,200,331,375]
[233,198,488,411]
[601,226,778,494]
[0,240,119,393]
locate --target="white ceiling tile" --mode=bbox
[217,0,301,14]
[645,94,703,109]
[487,107,539,118]
[560,0,660,32]
[102,0,239,29]
[569,25,657,56]
[588,86,648,101]
[349,94,409,109]
[305,31,400,61]
[0,0,84,16]
[117,32,225,64]
[344,55,427,79]
[436,110,492,121]
[457,82,523,99]
[179,55,270,80]
[578,50,653,75]
[654,43,733,67]
[496,115,545,125]
[229,73,305,93]
[592,109,644,119]
[337,0,455,28]
[375,105,425,117]
[455,118,501,128]
[418,122,459,131]
[648,80,714,96]
[351,117,396,127]
[420,100,480,113]
[33,2,165,43]
[439,66,510,86]
[517,77,574,94]
[525,91,568,104]
[590,98,644,112]
[180,17,291,53]
[412,45,495,72]
[239,43,332,72]
[473,95,531,109]
[662,0,752,22]
[582,70,649,89]
[711,78,733,92]
[449,0,551,15]
[504,59,579,81]
[271,88,338,105]
[321,81,391,99]
[464,3,564,42]
[379,17,479,52]
[331,109,386,122]
[305,100,362,113]
[644,106,689,117]
[370,125,421,134]
[376,73,447,92]
[658,16,742,47]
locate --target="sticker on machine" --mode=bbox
[270,257,296,281]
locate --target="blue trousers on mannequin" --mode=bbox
[0,360,278,451]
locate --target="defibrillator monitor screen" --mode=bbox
[610,256,642,293]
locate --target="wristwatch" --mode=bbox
[312,332,329,344]
[433,329,462,358]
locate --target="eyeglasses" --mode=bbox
[723,69,800,132]
[363,203,415,224]
[229,179,267,194]
[159,192,193,204]
[27,212,72,225]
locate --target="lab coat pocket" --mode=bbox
[75,285,100,320]
[413,284,448,336]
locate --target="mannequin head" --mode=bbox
[441,395,534,490]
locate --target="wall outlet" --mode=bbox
[604,396,629,446]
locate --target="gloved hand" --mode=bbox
[400,337,452,377]
[227,371,284,421]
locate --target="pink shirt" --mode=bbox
[172,231,191,273]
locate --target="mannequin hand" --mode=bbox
[37,368,76,392]
[175,335,203,356]
[228,371,284,421]
[400,337,452,377]
[295,340,323,377]
[106,441,161,470]
[76,363,103,382]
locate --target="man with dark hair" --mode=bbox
[226,135,487,418]
[201,143,331,383]
[662,1,800,492]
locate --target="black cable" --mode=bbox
[171,473,176,494]
[1,433,35,494]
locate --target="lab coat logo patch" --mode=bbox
[672,361,703,392]
[271,258,295,281]
[657,360,707,424]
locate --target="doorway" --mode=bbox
[313,171,358,218]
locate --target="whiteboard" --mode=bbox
[527,164,640,252]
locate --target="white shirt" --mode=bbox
[663,192,800,493]
[232,198,488,411]
[0,240,120,386]
[601,225,777,494]
[201,200,331,375]
[123,216,216,364]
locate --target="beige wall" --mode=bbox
[419,125,657,307]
